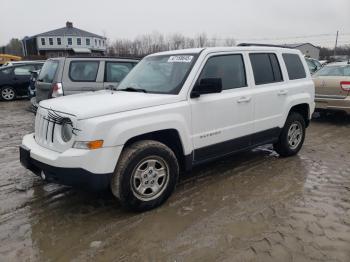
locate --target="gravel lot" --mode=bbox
[0,100,350,261]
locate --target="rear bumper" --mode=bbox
[20,145,112,191]
[315,96,350,114]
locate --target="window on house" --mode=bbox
[68,38,72,45]
[99,40,101,46]
[57,38,61,45]
[41,38,46,45]
[77,38,81,45]
[102,40,105,46]
[249,53,283,85]
[49,38,53,45]
[95,39,97,46]
[86,38,90,46]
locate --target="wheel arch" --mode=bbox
[288,103,310,127]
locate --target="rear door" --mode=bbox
[62,59,103,95]
[103,61,135,90]
[248,52,286,144]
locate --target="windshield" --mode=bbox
[117,54,197,94]
[314,65,350,77]
[38,60,59,83]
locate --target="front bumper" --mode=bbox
[20,134,123,191]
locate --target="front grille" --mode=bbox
[35,110,56,147]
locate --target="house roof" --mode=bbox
[33,22,105,39]
[284,43,320,50]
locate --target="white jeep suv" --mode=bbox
[20,46,315,211]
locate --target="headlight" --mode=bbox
[61,119,73,142]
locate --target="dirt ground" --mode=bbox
[0,100,350,262]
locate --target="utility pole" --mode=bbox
[334,30,339,57]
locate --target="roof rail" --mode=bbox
[65,55,141,60]
[237,43,289,48]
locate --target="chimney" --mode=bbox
[66,21,73,28]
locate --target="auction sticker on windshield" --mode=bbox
[168,55,193,63]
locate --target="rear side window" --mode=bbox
[38,60,59,83]
[69,61,99,82]
[105,62,134,82]
[14,65,36,76]
[283,54,306,80]
[250,53,283,85]
[198,54,247,90]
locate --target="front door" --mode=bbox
[190,53,254,162]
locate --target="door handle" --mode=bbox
[237,96,251,103]
[278,90,288,96]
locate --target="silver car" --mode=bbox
[35,56,139,103]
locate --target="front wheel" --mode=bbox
[1,86,16,101]
[274,112,306,157]
[111,140,179,212]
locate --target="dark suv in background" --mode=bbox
[34,56,139,105]
[0,62,44,101]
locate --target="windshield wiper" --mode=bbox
[118,87,147,93]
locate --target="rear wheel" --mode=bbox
[111,140,179,212]
[1,86,16,101]
[274,112,306,157]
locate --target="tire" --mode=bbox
[1,86,16,101]
[274,112,306,157]
[111,140,179,212]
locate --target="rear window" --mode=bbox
[314,65,350,77]
[105,62,134,82]
[38,60,59,83]
[249,53,283,85]
[283,54,306,80]
[69,61,99,82]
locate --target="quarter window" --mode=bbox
[69,61,99,82]
[283,54,306,80]
[41,38,45,45]
[198,54,247,90]
[105,62,134,82]
[249,53,283,85]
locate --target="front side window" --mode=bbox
[283,54,306,80]
[250,53,283,85]
[198,54,246,90]
[69,61,99,82]
[41,38,45,45]
[14,65,36,76]
[57,38,61,45]
[105,62,134,82]
[77,38,81,45]
[68,38,72,45]
[117,54,197,94]
[38,60,59,83]
[49,38,53,45]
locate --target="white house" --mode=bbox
[22,22,107,57]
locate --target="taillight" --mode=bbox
[52,83,63,98]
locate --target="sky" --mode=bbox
[1,0,349,47]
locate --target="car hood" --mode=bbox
[39,90,181,119]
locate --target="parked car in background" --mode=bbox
[313,61,350,114]
[21,46,314,211]
[305,57,322,74]
[0,62,44,101]
[34,56,139,106]
[1,60,46,68]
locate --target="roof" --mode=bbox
[33,22,105,39]
[284,43,320,50]
[325,61,350,66]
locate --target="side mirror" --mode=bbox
[191,78,222,98]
